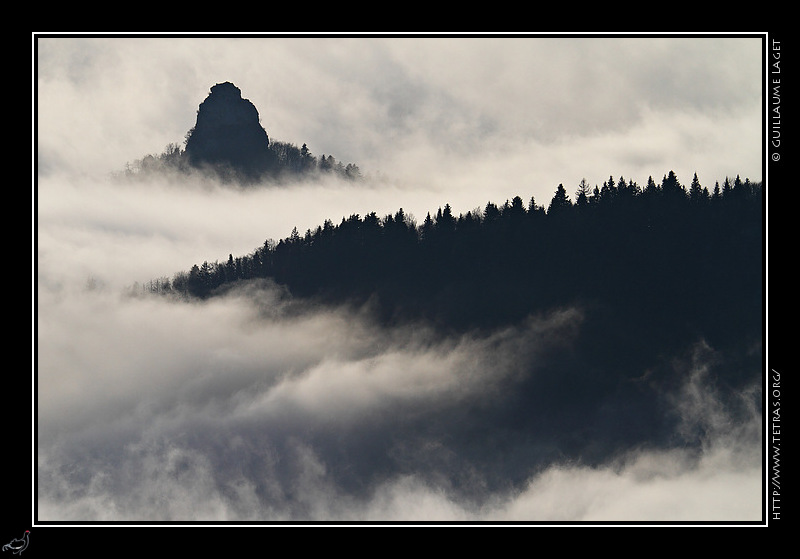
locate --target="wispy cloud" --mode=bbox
[37,280,760,522]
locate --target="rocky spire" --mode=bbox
[184,82,276,179]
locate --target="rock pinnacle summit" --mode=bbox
[184,82,277,179]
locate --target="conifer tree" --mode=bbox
[644,176,659,198]
[689,172,704,203]
[712,181,722,201]
[575,179,591,207]
[548,184,572,215]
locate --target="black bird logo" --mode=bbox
[2,531,29,555]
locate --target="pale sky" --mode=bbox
[35,33,764,288]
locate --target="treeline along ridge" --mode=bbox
[134,170,762,461]
[145,171,761,361]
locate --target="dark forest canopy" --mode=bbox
[123,138,363,184]
[134,170,762,455]
[141,172,762,359]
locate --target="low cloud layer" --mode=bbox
[37,277,761,522]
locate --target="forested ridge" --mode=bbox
[134,169,762,472]
[145,171,761,365]
[124,137,363,183]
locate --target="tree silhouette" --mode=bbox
[688,173,711,206]
[575,179,591,207]
[547,183,572,215]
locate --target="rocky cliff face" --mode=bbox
[184,82,276,179]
